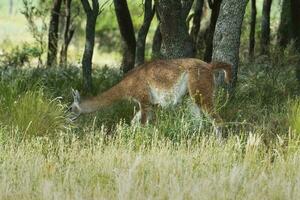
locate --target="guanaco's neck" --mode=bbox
[79,84,126,114]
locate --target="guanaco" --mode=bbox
[69,58,231,136]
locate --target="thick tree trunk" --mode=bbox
[260,0,272,55]
[81,0,99,93]
[113,0,136,73]
[59,0,75,67]
[291,0,300,51]
[212,0,249,89]
[155,0,195,59]
[135,0,155,66]
[204,0,222,62]
[277,0,300,85]
[249,0,257,59]
[277,0,300,50]
[47,0,63,67]
[190,0,204,44]
[277,0,292,48]
[151,24,162,59]
[290,0,300,84]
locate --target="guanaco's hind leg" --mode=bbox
[131,102,154,125]
[188,73,223,138]
[140,104,154,124]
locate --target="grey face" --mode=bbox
[68,89,81,121]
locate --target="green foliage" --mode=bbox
[21,0,48,66]
[218,45,299,138]
[0,42,42,67]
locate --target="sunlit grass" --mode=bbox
[1,128,300,200]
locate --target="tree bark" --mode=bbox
[47,0,63,67]
[260,0,272,55]
[204,0,222,62]
[135,0,155,66]
[249,0,256,59]
[59,0,75,67]
[81,0,99,93]
[155,0,195,59]
[151,24,162,59]
[113,0,136,73]
[190,0,204,44]
[212,0,249,89]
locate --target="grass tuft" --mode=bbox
[288,99,300,134]
[0,89,68,139]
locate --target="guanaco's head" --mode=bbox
[68,89,82,121]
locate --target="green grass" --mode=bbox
[288,99,300,135]
[0,45,300,198]
[0,0,299,198]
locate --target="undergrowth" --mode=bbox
[0,48,300,199]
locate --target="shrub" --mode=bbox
[0,43,42,67]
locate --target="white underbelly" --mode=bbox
[149,72,188,107]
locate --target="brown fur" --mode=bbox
[71,58,232,126]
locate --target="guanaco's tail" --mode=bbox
[210,62,232,84]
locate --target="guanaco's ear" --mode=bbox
[71,88,80,103]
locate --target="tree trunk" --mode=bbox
[277,0,300,85]
[155,0,195,59]
[9,0,13,15]
[151,24,162,59]
[291,0,300,51]
[47,0,63,67]
[290,0,300,84]
[277,0,292,48]
[249,0,257,59]
[135,0,155,66]
[113,0,136,73]
[212,0,249,89]
[190,0,204,44]
[260,0,272,55]
[204,0,222,62]
[277,0,300,50]
[59,0,75,67]
[81,0,99,93]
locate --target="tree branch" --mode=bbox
[80,0,92,14]
[92,0,99,12]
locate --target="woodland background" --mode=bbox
[0,0,300,199]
